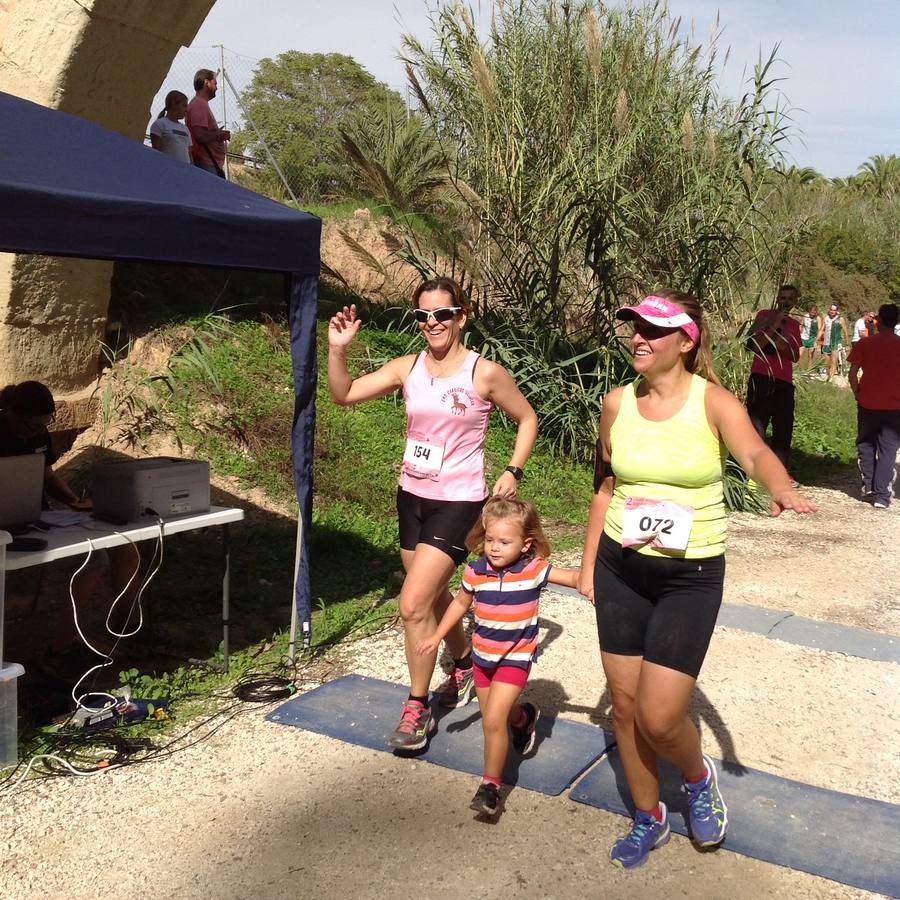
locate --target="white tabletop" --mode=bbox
[1,506,244,571]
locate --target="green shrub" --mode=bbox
[792,378,857,466]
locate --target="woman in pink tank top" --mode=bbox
[328,278,538,751]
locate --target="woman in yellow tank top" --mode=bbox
[578,290,816,870]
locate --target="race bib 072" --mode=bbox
[402,434,445,479]
[621,496,694,551]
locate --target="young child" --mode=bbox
[149,90,192,164]
[416,496,579,816]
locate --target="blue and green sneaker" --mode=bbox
[609,803,670,869]
[684,754,729,847]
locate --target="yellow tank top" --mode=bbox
[605,374,727,558]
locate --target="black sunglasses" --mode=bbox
[413,306,462,324]
[630,319,679,341]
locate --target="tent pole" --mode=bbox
[221,68,299,206]
[287,505,310,663]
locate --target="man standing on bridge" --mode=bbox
[187,68,230,178]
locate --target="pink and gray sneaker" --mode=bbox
[437,665,475,708]
[388,700,435,750]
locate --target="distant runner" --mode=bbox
[820,304,849,380]
[799,303,823,369]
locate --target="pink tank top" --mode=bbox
[399,350,494,501]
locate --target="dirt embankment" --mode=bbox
[321,208,421,301]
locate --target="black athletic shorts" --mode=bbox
[594,532,725,678]
[396,487,486,565]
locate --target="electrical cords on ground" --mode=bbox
[67,519,165,714]
[5,529,361,794]
[0,653,326,794]
[230,666,297,703]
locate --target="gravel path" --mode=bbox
[1,479,898,899]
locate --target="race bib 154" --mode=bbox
[402,434,445,479]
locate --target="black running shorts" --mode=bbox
[396,487,486,565]
[594,532,725,678]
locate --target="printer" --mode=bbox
[91,457,210,522]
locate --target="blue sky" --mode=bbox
[159,0,900,177]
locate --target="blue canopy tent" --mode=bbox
[0,90,321,653]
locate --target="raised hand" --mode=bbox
[328,304,362,349]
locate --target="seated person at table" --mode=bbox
[0,381,139,661]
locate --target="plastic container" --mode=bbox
[0,663,24,768]
[1,528,10,667]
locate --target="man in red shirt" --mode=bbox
[848,303,900,508]
[744,284,803,474]
[186,68,230,177]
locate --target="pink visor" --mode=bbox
[616,295,700,344]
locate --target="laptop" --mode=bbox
[0,454,45,533]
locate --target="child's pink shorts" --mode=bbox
[472,660,531,690]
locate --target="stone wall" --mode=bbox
[0,0,215,401]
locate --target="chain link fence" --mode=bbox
[150,44,410,207]
[149,45,294,200]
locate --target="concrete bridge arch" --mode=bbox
[0,0,216,403]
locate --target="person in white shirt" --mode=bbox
[149,90,192,164]
[852,311,875,344]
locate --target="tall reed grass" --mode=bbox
[347,1,797,464]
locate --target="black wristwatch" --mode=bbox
[505,465,524,481]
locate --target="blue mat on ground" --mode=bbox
[570,749,900,896]
[267,674,611,796]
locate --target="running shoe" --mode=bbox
[874,501,889,509]
[608,803,670,869]
[684,755,729,847]
[388,700,435,750]
[511,702,540,756]
[437,665,475,708]
[469,781,501,815]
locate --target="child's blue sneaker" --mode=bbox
[684,754,728,847]
[609,802,670,869]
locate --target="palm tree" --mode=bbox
[857,154,900,199]
[778,165,824,186]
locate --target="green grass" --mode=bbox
[297,197,387,221]
[790,376,858,482]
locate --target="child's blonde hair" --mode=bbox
[466,496,551,558]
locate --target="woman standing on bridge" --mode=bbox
[328,278,538,751]
[579,290,816,869]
